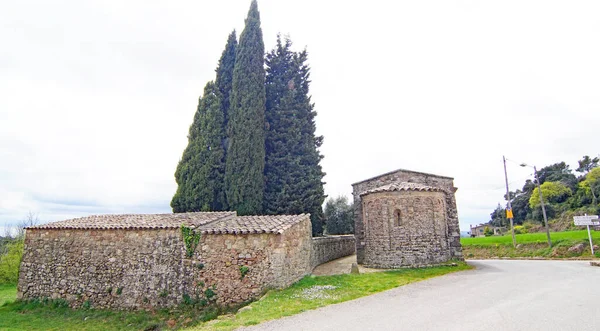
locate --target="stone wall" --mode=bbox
[362,191,452,268]
[310,235,356,269]
[17,218,313,309]
[18,228,186,309]
[192,217,313,305]
[352,169,462,266]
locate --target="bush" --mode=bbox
[483,226,494,237]
[0,238,24,284]
[513,225,527,234]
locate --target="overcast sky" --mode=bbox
[2,0,599,233]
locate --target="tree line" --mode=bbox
[490,155,600,228]
[170,1,326,235]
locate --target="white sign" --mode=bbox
[574,215,599,226]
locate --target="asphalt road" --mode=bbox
[242,260,600,331]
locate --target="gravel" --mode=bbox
[291,285,338,300]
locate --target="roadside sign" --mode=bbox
[573,215,599,255]
[573,215,599,226]
[506,209,513,219]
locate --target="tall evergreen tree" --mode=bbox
[215,30,237,130]
[171,81,227,212]
[264,36,326,235]
[225,0,266,215]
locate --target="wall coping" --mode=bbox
[312,235,355,241]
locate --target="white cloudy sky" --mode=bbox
[2,0,599,232]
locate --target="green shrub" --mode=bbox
[483,226,494,237]
[0,239,24,284]
[513,225,527,234]
[82,300,91,310]
[182,293,193,305]
[204,288,216,300]
[239,265,249,279]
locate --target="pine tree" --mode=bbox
[171,81,226,212]
[264,36,326,235]
[225,0,266,215]
[215,30,237,129]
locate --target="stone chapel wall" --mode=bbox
[352,169,462,266]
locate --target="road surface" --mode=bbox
[242,260,600,331]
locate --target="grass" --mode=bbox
[461,230,600,259]
[0,285,220,331]
[0,262,471,330]
[461,230,600,247]
[188,262,471,331]
[0,283,17,306]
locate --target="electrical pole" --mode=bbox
[534,166,552,247]
[503,156,517,248]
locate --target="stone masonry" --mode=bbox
[352,169,462,268]
[18,212,313,309]
[310,235,355,269]
[18,211,355,310]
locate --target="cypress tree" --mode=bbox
[215,30,237,129]
[264,36,326,235]
[225,0,266,215]
[171,81,227,212]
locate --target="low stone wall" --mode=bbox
[17,218,313,310]
[310,235,356,269]
[18,228,186,309]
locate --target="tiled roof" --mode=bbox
[27,212,236,230]
[359,182,443,196]
[351,168,453,186]
[199,214,310,235]
[27,212,310,234]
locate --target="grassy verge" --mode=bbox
[188,262,471,331]
[461,230,600,259]
[0,285,220,331]
[0,262,471,330]
[0,283,17,306]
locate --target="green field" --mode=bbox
[0,262,470,331]
[461,230,600,259]
[461,230,600,246]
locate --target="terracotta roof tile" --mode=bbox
[28,212,236,230]
[199,214,310,234]
[27,212,310,234]
[359,182,443,196]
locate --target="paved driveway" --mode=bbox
[243,260,600,331]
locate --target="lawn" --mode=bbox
[461,230,600,246]
[188,262,471,331]
[0,262,471,331]
[0,285,219,331]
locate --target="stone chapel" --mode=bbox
[352,168,463,268]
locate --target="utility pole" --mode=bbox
[503,156,517,248]
[533,166,552,247]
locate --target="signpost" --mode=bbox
[573,215,599,255]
